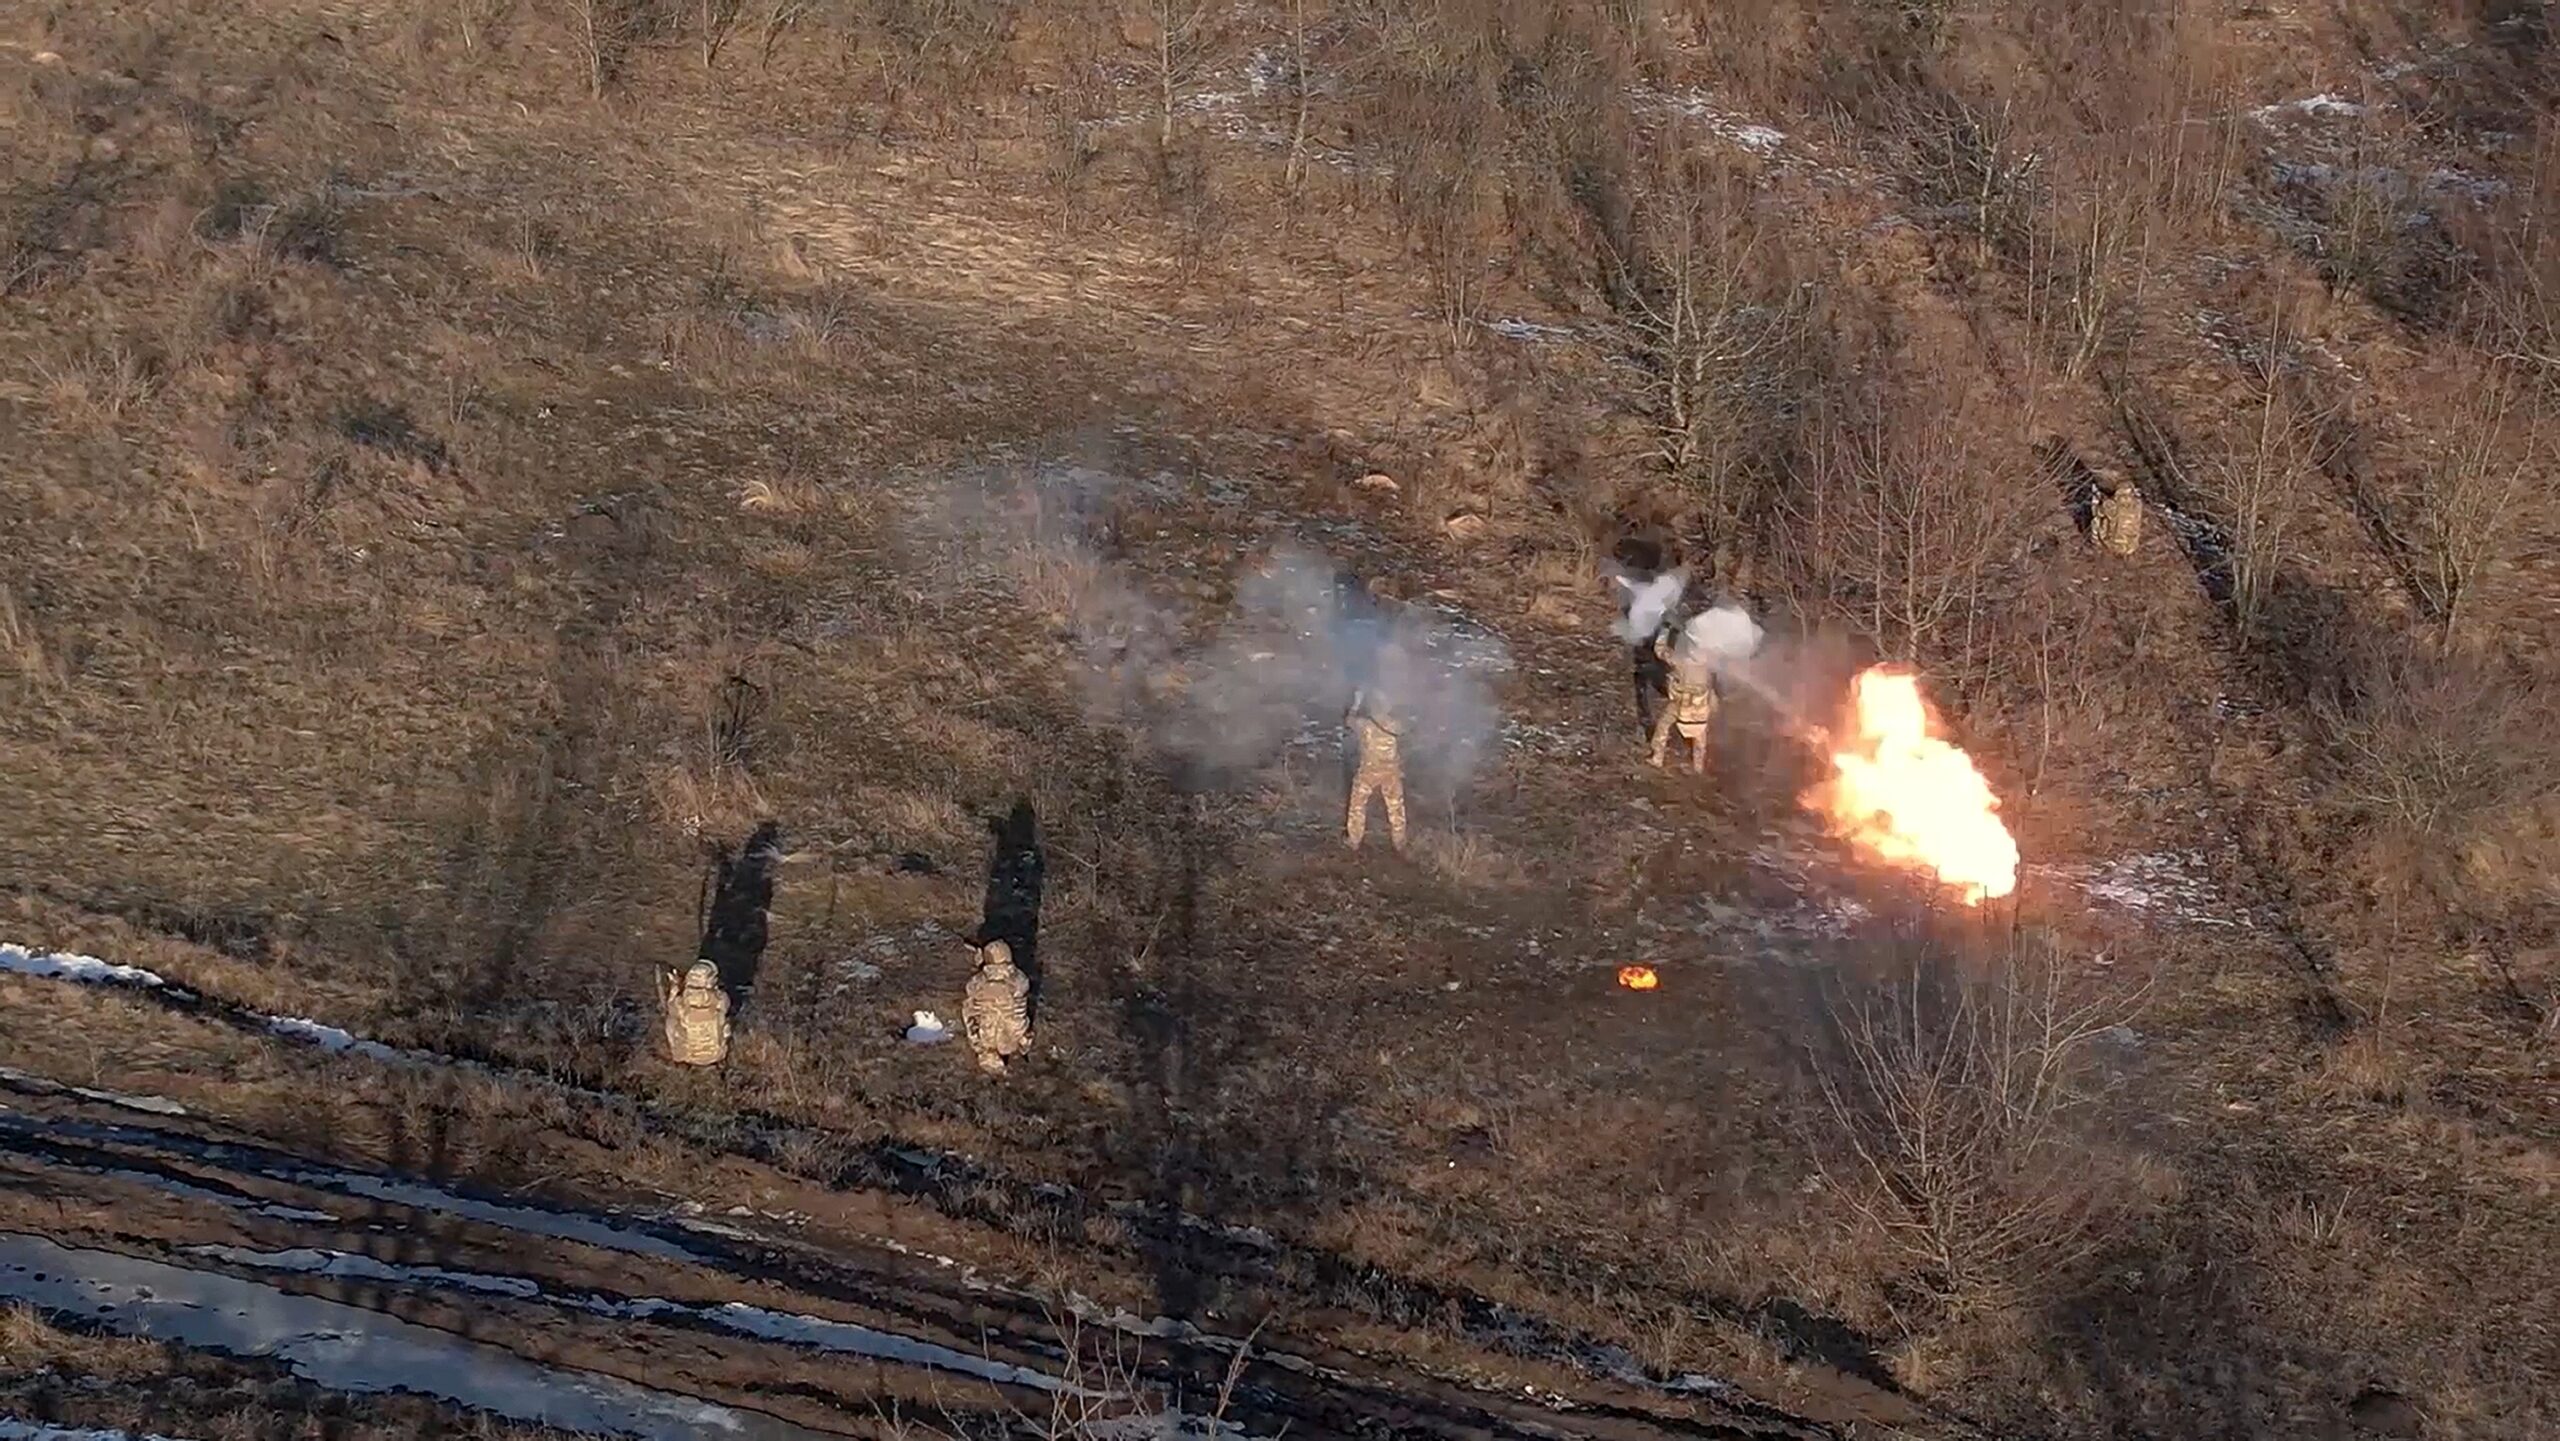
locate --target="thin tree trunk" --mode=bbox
[1284,0,1311,188]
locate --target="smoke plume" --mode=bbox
[917,459,1510,802]
[1159,542,1511,798]
[1671,602,1765,687]
[1608,564,1688,644]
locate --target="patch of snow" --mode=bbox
[1084,1415,1260,1441]
[703,1300,1078,1393]
[2032,851,2245,928]
[197,1240,1083,1395]
[0,944,167,989]
[0,1066,186,1116]
[1629,86,1786,152]
[0,1423,193,1441]
[0,1233,832,1441]
[187,1244,546,1300]
[904,1010,951,1044]
[265,1016,405,1063]
[2252,92,2366,123]
[1483,317,1577,344]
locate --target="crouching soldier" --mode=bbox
[962,939,1032,1074]
[660,959,732,1067]
[1345,686,1411,853]
[1646,626,1719,774]
[2091,481,2143,557]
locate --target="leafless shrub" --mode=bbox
[2314,638,2557,869]
[1594,141,1815,546]
[430,0,519,53]
[1282,0,1316,187]
[2405,359,2544,644]
[1894,92,2045,267]
[2285,113,2467,319]
[0,585,63,689]
[804,0,1017,117]
[698,0,747,64]
[1148,0,1222,149]
[1771,362,2032,682]
[2477,121,2560,386]
[2028,104,2242,382]
[1343,7,1506,342]
[566,0,639,97]
[1812,936,2150,1310]
[709,672,771,770]
[2198,309,2326,643]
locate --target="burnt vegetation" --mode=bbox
[1,1,2557,1438]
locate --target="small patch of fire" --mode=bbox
[1617,965,1660,990]
[1803,666,2019,905]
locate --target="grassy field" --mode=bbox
[2,1,2555,1437]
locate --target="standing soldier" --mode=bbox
[961,938,1032,1074]
[1647,623,1720,774]
[659,959,733,1067]
[1344,684,1411,853]
[2091,480,2143,557]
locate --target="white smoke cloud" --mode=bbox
[1609,564,1688,644]
[1163,542,1511,796]
[915,459,1510,801]
[1673,602,1765,686]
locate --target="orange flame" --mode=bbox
[1617,965,1660,990]
[1806,667,2019,905]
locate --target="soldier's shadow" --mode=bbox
[700,820,782,1017]
[977,798,1046,1003]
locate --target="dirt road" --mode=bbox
[0,1060,1845,1441]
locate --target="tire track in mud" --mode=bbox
[0,1074,1831,1441]
[0,1232,837,1441]
[0,942,1914,1435]
[0,942,1966,1438]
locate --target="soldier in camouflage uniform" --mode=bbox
[961,939,1032,1074]
[2091,481,2143,557]
[659,959,732,1067]
[1646,624,1720,774]
[1344,686,1411,853]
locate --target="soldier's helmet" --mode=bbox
[683,959,720,993]
[977,939,1016,971]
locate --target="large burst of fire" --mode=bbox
[1804,666,2019,905]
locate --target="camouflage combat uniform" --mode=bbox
[1646,629,1719,774]
[1344,689,1410,853]
[660,959,732,1067]
[961,939,1032,1074]
[2092,483,2143,557]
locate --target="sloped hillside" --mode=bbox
[1,2,2553,1438]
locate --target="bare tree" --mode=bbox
[1812,937,2149,1307]
[1775,374,2030,683]
[699,0,747,66]
[566,0,638,98]
[1597,144,1813,546]
[2315,636,2558,867]
[2200,313,2322,643]
[1152,0,1218,149]
[2409,362,2541,646]
[1283,0,1314,189]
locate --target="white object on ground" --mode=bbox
[905,1010,951,1044]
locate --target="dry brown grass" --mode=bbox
[0,1,2555,1436]
[0,1302,165,1378]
